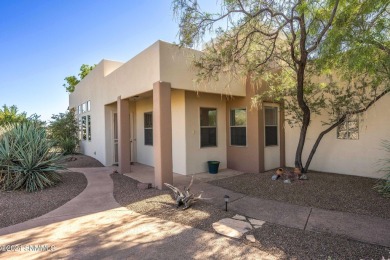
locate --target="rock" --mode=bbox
[253,225,263,229]
[137,183,152,190]
[246,235,256,243]
[232,214,247,221]
[248,218,265,226]
[299,174,308,180]
[212,218,253,239]
[271,175,279,181]
[284,179,291,184]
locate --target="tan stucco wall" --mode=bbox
[285,94,390,178]
[171,90,187,174]
[185,91,227,174]
[159,41,246,97]
[226,79,265,173]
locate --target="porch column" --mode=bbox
[153,81,173,189]
[117,96,131,174]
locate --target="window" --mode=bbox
[144,112,153,145]
[80,115,92,141]
[78,105,81,115]
[200,108,217,147]
[265,106,278,146]
[337,114,359,140]
[82,103,87,113]
[82,116,87,140]
[87,115,91,141]
[230,108,247,146]
[87,101,91,111]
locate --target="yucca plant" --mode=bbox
[373,140,390,198]
[0,122,64,192]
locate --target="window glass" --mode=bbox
[200,108,217,147]
[337,114,359,140]
[230,108,246,146]
[87,101,91,111]
[82,116,87,140]
[82,103,87,113]
[144,112,153,145]
[265,106,278,146]
[87,115,91,141]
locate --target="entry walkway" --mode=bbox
[0,167,275,259]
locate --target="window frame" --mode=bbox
[337,114,359,140]
[264,106,279,147]
[144,112,153,146]
[200,107,217,148]
[229,108,247,147]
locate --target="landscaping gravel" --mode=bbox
[112,173,235,233]
[60,154,104,168]
[209,170,390,219]
[245,223,390,260]
[112,173,390,259]
[0,171,87,228]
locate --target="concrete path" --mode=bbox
[186,181,390,248]
[0,168,277,260]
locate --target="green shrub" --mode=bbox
[373,140,390,198]
[48,108,79,155]
[0,122,63,192]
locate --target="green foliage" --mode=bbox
[0,105,27,126]
[48,108,79,155]
[0,122,63,192]
[373,140,390,198]
[173,0,390,172]
[63,64,96,93]
[0,105,44,127]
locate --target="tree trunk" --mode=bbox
[294,63,311,172]
[303,115,346,172]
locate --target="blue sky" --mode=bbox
[0,0,218,122]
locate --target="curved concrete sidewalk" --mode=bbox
[0,168,277,259]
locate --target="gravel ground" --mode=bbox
[209,170,390,219]
[0,171,87,228]
[59,154,104,168]
[245,223,390,260]
[112,173,390,259]
[112,173,235,233]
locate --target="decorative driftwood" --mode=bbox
[164,176,204,210]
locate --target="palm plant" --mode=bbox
[0,122,63,192]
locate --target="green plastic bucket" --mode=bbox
[207,161,220,174]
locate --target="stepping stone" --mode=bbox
[212,218,253,239]
[232,214,246,221]
[248,218,265,226]
[246,235,256,243]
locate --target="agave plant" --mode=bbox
[373,140,390,198]
[0,122,64,192]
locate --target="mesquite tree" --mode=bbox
[173,0,390,173]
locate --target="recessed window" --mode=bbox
[200,108,217,147]
[230,108,247,146]
[87,115,91,141]
[144,112,153,145]
[82,103,87,113]
[82,116,87,140]
[78,105,81,114]
[87,101,91,111]
[265,106,278,146]
[337,114,359,140]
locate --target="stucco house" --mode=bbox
[69,40,389,189]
